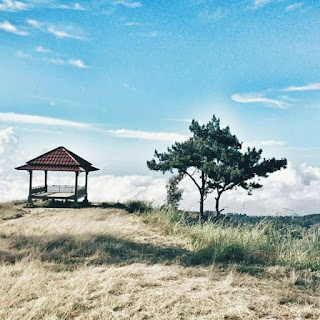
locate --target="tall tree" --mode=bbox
[147,115,287,223]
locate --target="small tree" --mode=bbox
[166,174,184,210]
[147,115,287,223]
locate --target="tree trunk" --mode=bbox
[198,171,205,224]
[213,192,222,223]
[199,193,204,223]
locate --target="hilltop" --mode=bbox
[0,203,319,319]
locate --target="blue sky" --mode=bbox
[1,0,320,213]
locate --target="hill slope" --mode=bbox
[0,206,319,319]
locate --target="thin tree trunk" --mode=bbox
[199,193,204,223]
[213,191,222,223]
[198,170,205,224]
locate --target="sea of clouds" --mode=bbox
[2,127,320,215]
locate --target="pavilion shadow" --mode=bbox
[1,233,192,267]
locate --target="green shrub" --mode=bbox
[125,200,152,213]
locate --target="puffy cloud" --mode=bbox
[0,0,26,11]
[36,46,52,53]
[68,59,88,69]
[0,127,17,155]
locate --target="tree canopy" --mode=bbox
[147,115,287,222]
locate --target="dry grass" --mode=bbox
[0,205,319,319]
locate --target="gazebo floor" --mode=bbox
[32,192,75,200]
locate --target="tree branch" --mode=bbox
[182,169,202,193]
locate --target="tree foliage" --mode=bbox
[147,115,287,223]
[166,174,184,210]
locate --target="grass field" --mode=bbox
[0,202,319,319]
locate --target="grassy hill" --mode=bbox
[0,202,319,319]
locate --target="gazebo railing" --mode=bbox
[48,185,76,193]
[31,185,46,195]
[32,185,87,194]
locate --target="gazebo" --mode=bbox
[15,146,99,203]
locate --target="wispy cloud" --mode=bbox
[0,20,28,36]
[284,83,320,92]
[122,83,136,91]
[165,118,192,123]
[27,19,85,40]
[30,95,80,107]
[53,2,86,10]
[0,113,89,128]
[142,31,158,38]
[44,57,88,69]
[0,112,188,142]
[69,59,88,68]
[231,93,287,108]
[245,140,287,147]
[36,46,52,53]
[44,57,66,65]
[0,0,26,11]
[26,19,41,29]
[15,50,32,59]
[253,0,273,9]
[198,8,226,23]
[113,0,142,8]
[107,129,188,142]
[285,2,303,12]
[47,26,85,39]
[123,21,140,27]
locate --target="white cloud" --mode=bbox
[122,83,136,91]
[53,2,86,10]
[26,19,41,29]
[47,26,84,39]
[89,175,166,204]
[107,129,188,142]
[113,1,142,8]
[0,113,89,128]
[285,2,303,12]
[0,0,26,11]
[253,0,273,8]
[44,57,66,65]
[0,127,17,155]
[69,59,88,68]
[245,140,287,147]
[198,8,226,23]
[15,50,32,59]
[123,21,140,27]
[36,46,52,53]
[142,31,158,38]
[0,20,28,36]
[231,93,287,108]
[27,19,85,40]
[44,57,88,68]
[284,83,320,92]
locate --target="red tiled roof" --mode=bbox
[15,147,99,172]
